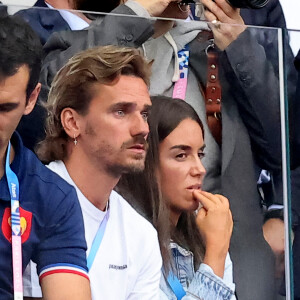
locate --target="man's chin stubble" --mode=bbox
[106,159,145,178]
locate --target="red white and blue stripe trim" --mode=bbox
[39,263,89,281]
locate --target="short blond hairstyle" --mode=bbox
[37,45,151,163]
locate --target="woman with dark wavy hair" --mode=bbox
[118,95,236,299]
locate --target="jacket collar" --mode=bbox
[170,241,192,257]
[34,0,71,29]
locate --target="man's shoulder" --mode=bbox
[15,1,48,19]
[21,148,76,200]
[108,191,160,262]
[110,190,157,236]
[15,1,70,45]
[241,0,285,27]
[15,150,84,254]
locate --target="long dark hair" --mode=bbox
[117,95,205,272]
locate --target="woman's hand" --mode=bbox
[194,190,233,277]
[201,0,246,50]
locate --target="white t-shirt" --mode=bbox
[23,160,162,300]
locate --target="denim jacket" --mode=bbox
[159,242,236,300]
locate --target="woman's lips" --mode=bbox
[186,184,202,190]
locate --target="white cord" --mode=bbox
[164,32,180,82]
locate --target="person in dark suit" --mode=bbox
[14,1,72,149]
[15,0,123,46]
[241,0,286,27]
[15,0,93,45]
[241,0,297,121]
[243,2,299,298]
[15,0,71,45]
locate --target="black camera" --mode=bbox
[180,0,269,9]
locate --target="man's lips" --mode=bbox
[128,144,146,153]
[128,144,145,149]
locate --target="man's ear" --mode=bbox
[61,107,81,140]
[24,83,41,115]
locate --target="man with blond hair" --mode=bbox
[24,45,162,300]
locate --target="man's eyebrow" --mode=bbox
[109,102,152,112]
[108,102,136,111]
[142,104,152,111]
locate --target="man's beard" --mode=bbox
[75,0,121,13]
[107,137,148,177]
[84,121,148,177]
[108,159,145,178]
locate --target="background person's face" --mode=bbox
[75,0,121,13]
[76,75,151,177]
[157,118,206,218]
[159,2,191,20]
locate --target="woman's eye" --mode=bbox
[176,153,187,160]
[198,152,205,159]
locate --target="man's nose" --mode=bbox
[130,113,149,137]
